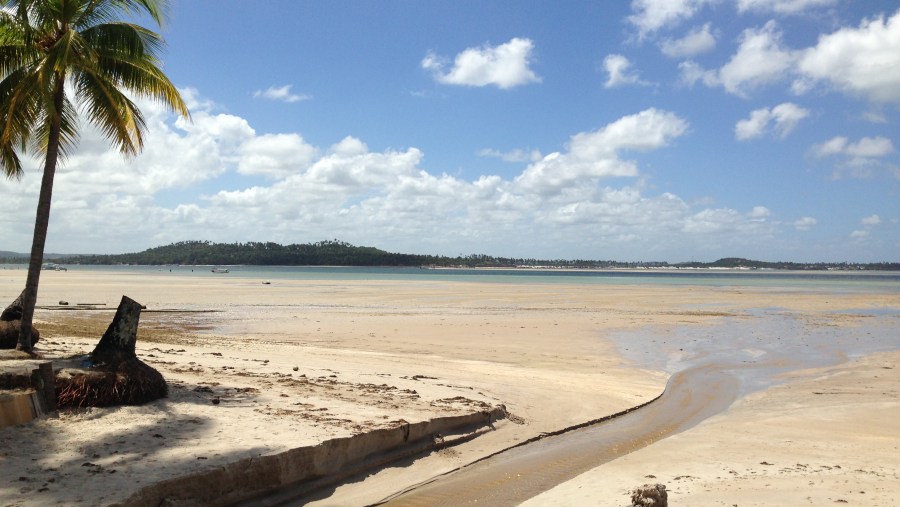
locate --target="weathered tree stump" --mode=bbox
[55,296,167,408]
[0,290,40,349]
[631,483,668,507]
[91,295,142,366]
[0,321,39,349]
[0,289,26,321]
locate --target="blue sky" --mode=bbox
[2,0,899,262]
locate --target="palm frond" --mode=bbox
[33,91,79,158]
[0,0,186,177]
[0,139,23,178]
[74,68,142,156]
[0,66,41,173]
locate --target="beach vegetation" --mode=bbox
[26,239,899,271]
[0,0,189,353]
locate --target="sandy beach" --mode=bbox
[0,267,898,506]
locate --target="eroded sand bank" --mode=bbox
[0,268,897,505]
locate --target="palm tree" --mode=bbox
[0,0,188,353]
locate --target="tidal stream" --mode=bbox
[372,308,897,506]
[374,364,739,506]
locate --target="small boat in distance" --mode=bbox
[211,268,230,273]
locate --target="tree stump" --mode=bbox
[0,290,40,349]
[91,295,142,366]
[55,296,167,408]
[0,289,26,321]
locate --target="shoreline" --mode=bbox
[1,270,897,505]
[5,262,900,275]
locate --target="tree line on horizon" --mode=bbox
[1,240,897,271]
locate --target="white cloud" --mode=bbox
[735,102,809,140]
[237,134,318,179]
[861,111,888,124]
[737,0,837,14]
[749,206,771,218]
[253,85,311,103]
[813,136,895,159]
[812,136,896,179]
[793,217,817,230]
[719,21,797,97]
[796,10,900,104]
[845,137,895,158]
[861,214,881,226]
[0,89,799,260]
[627,0,716,40]
[685,10,900,104]
[660,23,717,58]
[678,60,719,88]
[682,206,776,239]
[515,108,689,195]
[477,148,543,163]
[422,38,541,89]
[603,54,649,88]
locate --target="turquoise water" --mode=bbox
[5,263,899,292]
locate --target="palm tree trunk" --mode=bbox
[17,77,66,354]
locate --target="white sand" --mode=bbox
[0,267,897,505]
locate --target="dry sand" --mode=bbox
[0,267,897,506]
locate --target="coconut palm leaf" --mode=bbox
[0,0,188,352]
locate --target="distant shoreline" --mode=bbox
[3,263,900,275]
[3,240,898,271]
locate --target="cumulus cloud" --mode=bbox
[422,38,541,89]
[681,11,900,105]
[861,214,881,226]
[660,23,717,57]
[719,21,797,97]
[735,102,810,140]
[793,217,817,231]
[0,88,790,260]
[813,136,895,159]
[795,10,900,104]
[737,0,837,14]
[603,54,649,88]
[515,108,689,195]
[627,0,715,40]
[253,85,311,103]
[812,136,896,179]
[477,148,543,163]
[237,134,318,178]
[678,60,719,88]
[690,10,900,104]
[850,214,885,243]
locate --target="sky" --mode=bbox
[2,0,899,262]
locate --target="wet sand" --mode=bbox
[523,350,900,506]
[0,268,897,505]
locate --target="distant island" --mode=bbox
[1,240,898,270]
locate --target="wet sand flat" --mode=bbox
[0,268,897,505]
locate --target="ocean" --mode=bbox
[5,264,899,292]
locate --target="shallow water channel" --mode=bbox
[374,364,738,506]
[371,307,897,506]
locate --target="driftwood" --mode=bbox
[0,290,40,349]
[55,296,167,408]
